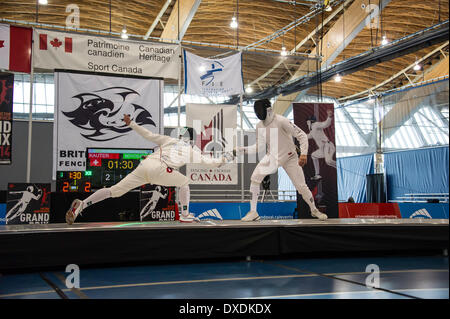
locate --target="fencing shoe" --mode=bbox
[179,213,199,223]
[311,208,328,221]
[241,210,260,221]
[66,199,83,225]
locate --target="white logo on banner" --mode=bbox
[33,28,180,79]
[410,209,432,219]
[197,209,223,220]
[53,71,163,176]
[186,103,237,185]
[184,50,243,96]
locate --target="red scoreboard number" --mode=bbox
[57,171,92,193]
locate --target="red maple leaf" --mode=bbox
[0,40,4,48]
[50,38,62,48]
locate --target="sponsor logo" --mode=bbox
[197,208,223,221]
[62,87,155,141]
[410,208,432,219]
[196,108,228,153]
[200,61,224,86]
[0,40,4,48]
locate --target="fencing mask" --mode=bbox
[254,99,272,121]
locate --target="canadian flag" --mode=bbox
[39,34,72,53]
[0,24,32,73]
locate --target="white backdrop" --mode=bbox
[34,29,180,79]
[53,71,163,177]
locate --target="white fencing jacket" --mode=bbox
[241,114,309,165]
[129,121,225,169]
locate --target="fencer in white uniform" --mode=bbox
[238,99,328,222]
[307,109,337,181]
[66,114,231,225]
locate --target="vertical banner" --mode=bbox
[184,50,244,96]
[186,103,237,184]
[293,103,338,218]
[6,183,51,224]
[54,71,163,178]
[139,185,178,221]
[0,73,13,165]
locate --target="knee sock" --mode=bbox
[179,184,190,216]
[298,186,317,211]
[82,188,112,210]
[312,157,320,176]
[250,182,260,212]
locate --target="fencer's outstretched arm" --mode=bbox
[237,127,264,155]
[281,118,309,156]
[124,115,174,146]
[191,146,227,168]
[315,113,332,129]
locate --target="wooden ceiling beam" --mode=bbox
[160,0,202,41]
[273,0,392,115]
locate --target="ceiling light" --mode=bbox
[121,25,128,39]
[325,5,332,12]
[335,74,342,82]
[39,0,48,4]
[280,46,288,56]
[230,16,238,29]
[245,86,253,93]
[413,63,421,71]
[381,35,388,46]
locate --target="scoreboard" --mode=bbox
[55,148,153,192]
[56,171,92,193]
[86,148,153,188]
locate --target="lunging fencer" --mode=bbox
[237,99,328,222]
[66,114,232,225]
[306,109,337,181]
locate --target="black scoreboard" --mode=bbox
[86,148,153,188]
[55,148,153,192]
[56,171,92,193]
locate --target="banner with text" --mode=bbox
[6,183,51,225]
[0,73,13,165]
[33,29,180,79]
[139,185,178,221]
[54,71,163,177]
[186,103,237,184]
[184,50,244,96]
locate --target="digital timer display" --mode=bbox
[56,171,92,193]
[86,148,153,188]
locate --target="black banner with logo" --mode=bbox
[6,183,51,224]
[139,185,178,221]
[0,73,13,165]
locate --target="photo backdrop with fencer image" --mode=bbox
[293,103,338,219]
[6,183,51,225]
[53,70,163,178]
[139,185,178,222]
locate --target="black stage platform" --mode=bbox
[0,219,448,272]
